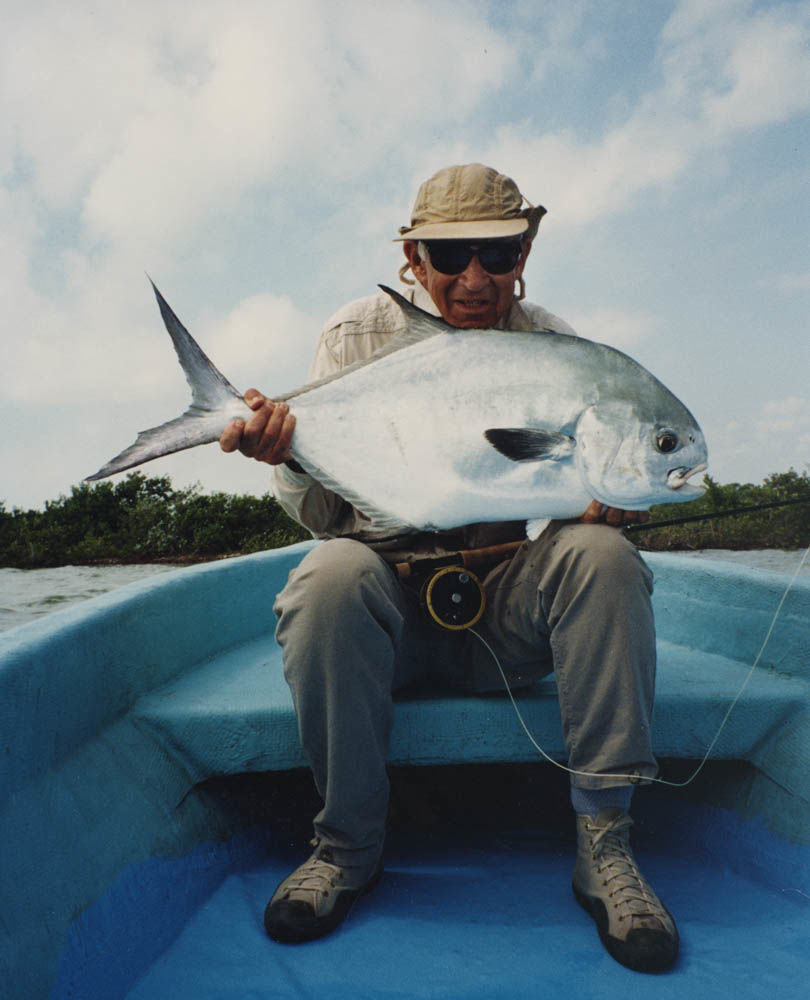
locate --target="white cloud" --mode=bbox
[0,4,160,208]
[461,0,810,230]
[81,7,322,249]
[5,277,171,405]
[202,292,319,396]
[693,9,810,132]
[757,396,810,435]
[6,1,804,271]
[0,186,40,302]
[662,0,749,39]
[2,0,515,414]
[708,395,810,483]
[477,124,689,228]
[74,1,515,255]
[1,0,517,270]
[771,271,810,292]
[554,304,656,350]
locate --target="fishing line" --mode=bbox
[468,543,810,789]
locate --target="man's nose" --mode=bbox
[458,253,489,289]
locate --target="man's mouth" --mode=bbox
[455,298,491,309]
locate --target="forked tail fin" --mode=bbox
[148,278,242,411]
[85,280,247,481]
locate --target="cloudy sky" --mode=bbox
[3,0,809,511]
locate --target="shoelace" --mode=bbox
[282,849,343,901]
[588,815,669,925]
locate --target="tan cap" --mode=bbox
[394,163,546,242]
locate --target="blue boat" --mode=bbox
[1,541,808,999]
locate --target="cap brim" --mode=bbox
[393,218,529,242]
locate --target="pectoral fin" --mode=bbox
[484,428,575,462]
[526,517,551,540]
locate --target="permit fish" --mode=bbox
[86,281,708,537]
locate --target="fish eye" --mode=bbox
[656,430,679,453]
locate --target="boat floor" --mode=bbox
[54,766,810,1000]
[123,830,807,1000]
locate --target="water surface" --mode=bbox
[0,564,178,632]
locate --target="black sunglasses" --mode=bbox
[423,240,523,276]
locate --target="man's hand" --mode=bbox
[580,500,650,528]
[219,390,296,465]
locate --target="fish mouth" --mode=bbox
[667,462,707,491]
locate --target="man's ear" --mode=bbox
[516,238,532,279]
[403,240,427,285]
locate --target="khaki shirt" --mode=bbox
[272,283,577,561]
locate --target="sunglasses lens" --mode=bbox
[424,244,473,274]
[479,244,522,273]
[426,241,521,275]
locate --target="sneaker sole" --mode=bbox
[572,881,679,973]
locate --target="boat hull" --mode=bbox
[1,543,807,998]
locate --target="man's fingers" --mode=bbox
[254,402,293,463]
[244,389,266,409]
[580,501,651,527]
[580,500,604,523]
[219,419,245,453]
[220,396,296,465]
[617,510,651,525]
[269,411,296,463]
[239,399,281,456]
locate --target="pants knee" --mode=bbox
[273,539,408,680]
[275,539,394,620]
[527,524,654,628]
[274,540,407,702]
[550,523,653,593]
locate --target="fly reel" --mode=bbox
[420,564,486,631]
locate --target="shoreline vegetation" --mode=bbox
[1,469,808,570]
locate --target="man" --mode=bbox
[220,164,679,973]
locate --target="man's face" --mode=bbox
[404,238,531,328]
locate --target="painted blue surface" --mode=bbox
[0,542,318,1000]
[52,798,810,1000]
[1,543,808,999]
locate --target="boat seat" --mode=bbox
[132,548,810,804]
[132,617,810,796]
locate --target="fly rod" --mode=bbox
[623,493,810,534]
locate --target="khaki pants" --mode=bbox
[273,522,657,856]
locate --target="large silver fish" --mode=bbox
[87,282,708,536]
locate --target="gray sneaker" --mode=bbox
[572,808,679,972]
[264,840,383,943]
